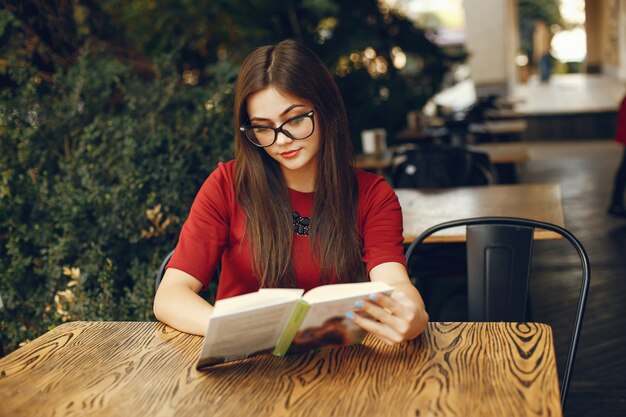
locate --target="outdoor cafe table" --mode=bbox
[468,119,528,137]
[355,142,530,173]
[396,183,565,243]
[0,321,562,417]
[467,142,530,165]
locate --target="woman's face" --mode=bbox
[245,86,320,187]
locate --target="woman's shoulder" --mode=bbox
[354,169,395,199]
[355,168,390,187]
[205,159,236,182]
[213,159,237,177]
[198,160,237,195]
[354,170,401,221]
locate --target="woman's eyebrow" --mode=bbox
[279,104,306,116]
[250,104,306,122]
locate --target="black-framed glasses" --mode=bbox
[239,110,315,148]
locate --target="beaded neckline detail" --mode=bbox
[292,211,310,236]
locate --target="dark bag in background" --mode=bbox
[392,146,495,188]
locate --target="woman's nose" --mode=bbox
[275,130,293,146]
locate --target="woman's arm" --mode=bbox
[348,262,429,344]
[153,268,214,336]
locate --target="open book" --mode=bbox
[196,281,393,369]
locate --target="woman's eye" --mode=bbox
[287,117,304,126]
[253,127,270,133]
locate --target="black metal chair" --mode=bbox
[155,250,220,305]
[404,217,590,409]
[155,249,176,290]
[0,291,4,357]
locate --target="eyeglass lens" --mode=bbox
[242,112,314,147]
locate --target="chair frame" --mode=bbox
[155,249,175,290]
[155,250,220,302]
[404,216,590,409]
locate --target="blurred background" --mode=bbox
[1,0,626,387]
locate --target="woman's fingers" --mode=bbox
[348,292,418,343]
[382,292,417,316]
[390,291,418,322]
[347,311,402,345]
[366,293,417,326]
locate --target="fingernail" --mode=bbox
[369,294,378,301]
[345,312,355,320]
[354,300,363,308]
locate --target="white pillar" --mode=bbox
[463,0,519,97]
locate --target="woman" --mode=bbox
[153,39,428,345]
[609,94,626,218]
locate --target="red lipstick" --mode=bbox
[280,149,300,159]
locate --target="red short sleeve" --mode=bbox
[167,162,234,288]
[357,171,407,276]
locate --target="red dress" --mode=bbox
[167,161,407,301]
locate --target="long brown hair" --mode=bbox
[233,39,365,288]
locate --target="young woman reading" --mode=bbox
[153,39,428,346]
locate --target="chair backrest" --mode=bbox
[155,250,221,301]
[392,145,496,188]
[404,217,590,409]
[155,249,176,290]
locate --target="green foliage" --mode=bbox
[518,0,562,27]
[553,60,583,75]
[0,0,457,354]
[518,0,563,58]
[307,0,459,141]
[0,9,236,352]
[98,0,459,146]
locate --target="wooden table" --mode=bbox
[392,126,449,143]
[469,119,528,136]
[396,183,565,243]
[483,108,525,120]
[356,142,530,173]
[0,321,562,417]
[468,142,530,164]
[355,150,395,171]
[468,142,530,183]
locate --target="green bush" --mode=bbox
[0,36,236,353]
[0,1,457,354]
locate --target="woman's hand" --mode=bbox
[352,261,429,344]
[347,290,427,345]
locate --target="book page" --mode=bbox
[197,299,298,368]
[212,288,304,317]
[303,281,392,303]
[288,282,393,354]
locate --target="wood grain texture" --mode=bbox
[396,183,565,243]
[0,321,561,417]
